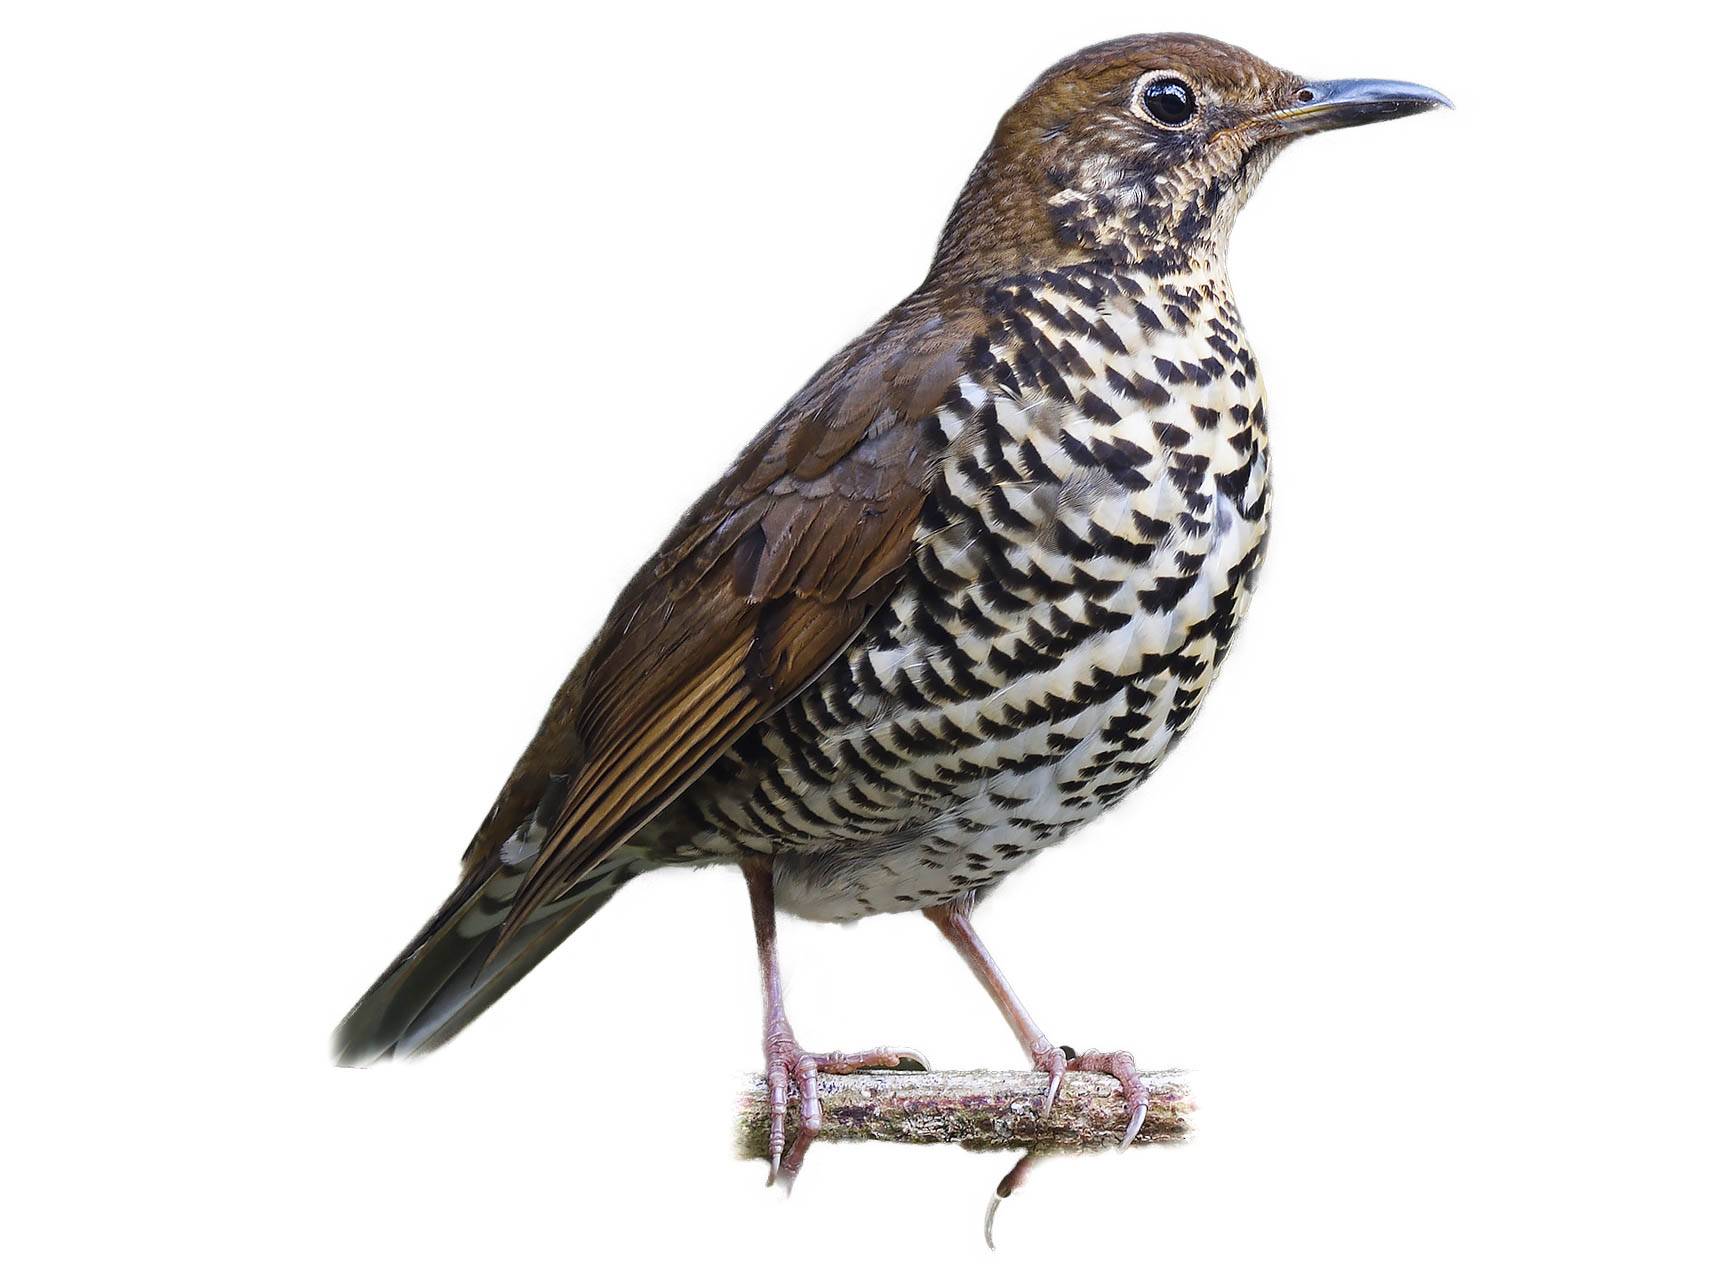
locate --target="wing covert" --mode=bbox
[489,296,977,943]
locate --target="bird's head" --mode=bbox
[930,33,1450,281]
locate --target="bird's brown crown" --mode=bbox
[929,34,1304,283]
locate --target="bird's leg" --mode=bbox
[924,896,1148,1145]
[740,858,927,1189]
[923,898,1066,1114]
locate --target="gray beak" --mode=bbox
[1267,78,1453,136]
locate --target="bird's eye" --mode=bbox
[1140,76,1196,127]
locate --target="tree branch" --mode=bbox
[735,1068,1193,1157]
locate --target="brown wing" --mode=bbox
[483,295,975,946]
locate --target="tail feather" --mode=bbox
[332,863,628,1066]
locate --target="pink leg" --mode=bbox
[925,896,1148,1144]
[741,859,927,1189]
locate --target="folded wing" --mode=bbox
[486,297,976,945]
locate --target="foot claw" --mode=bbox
[760,1039,929,1188]
[811,1046,928,1074]
[984,1152,1036,1250]
[765,1058,790,1186]
[981,1047,1144,1245]
[1066,1048,1149,1148]
[1121,1103,1148,1150]
[1032,1043,1068,1119]
[776,1056,821,1192]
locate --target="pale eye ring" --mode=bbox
[1134,72,1197,127]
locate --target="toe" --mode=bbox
[765,1061,790,1186]
[779,1056,823,1191]
[1067,1048,1148,1148]
[810,1046,930,1073]
[1033,1044,1068,1119]
[758,1037,929,1187]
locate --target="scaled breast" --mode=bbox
[671,262,1272,917]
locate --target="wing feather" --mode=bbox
[481,295,977,945]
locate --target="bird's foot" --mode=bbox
[761,1036,928,1189]
[1029,1042,1148,1146]
[1067,1048,1149,1147]
[985,1049,1146,1249]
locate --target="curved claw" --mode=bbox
[1033,1043,1068,1119]
[984,1152,1035,1250]
[813,1046,929,1074]
[1122,1101,1149,1149]
[765,1058,791,1186]
[1066,1048,1149,1148]
[761,1041,933,1189]
[981,1048,1145,1247]
[776,1055,821,1192]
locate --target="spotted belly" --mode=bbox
[656,435,1268,919]
[648,267,1272,920]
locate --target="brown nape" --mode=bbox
[927,33,1298,285]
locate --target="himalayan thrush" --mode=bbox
[334,32,1449,1188]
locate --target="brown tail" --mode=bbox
[331,863,630,1066]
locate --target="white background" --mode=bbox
[4,2,1707,1279]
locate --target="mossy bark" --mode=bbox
[735,1068,1192,1157]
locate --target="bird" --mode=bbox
[333,32,1449,1188]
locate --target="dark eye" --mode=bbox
[1141,77,1196,126]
